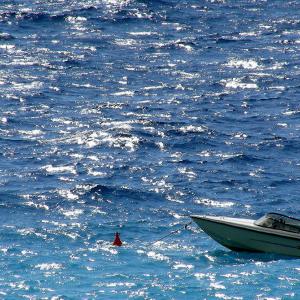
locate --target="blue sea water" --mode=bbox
[0,0,300,298]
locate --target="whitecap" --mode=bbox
[178,167,197,179]
[24,201,49,210]
[283,110,300,116]
[19,129,43,136]
[175,40,194,52]
[17,228,47,239]
[147,251,170,262]
[60,208,83,219]
[9,281,29,290]
[198,150,212,157]
[175,83,185,90]
[166,194,185,204]
[42,165,77,175]
[114,39,137,46]
[221,78,258,89]
[179,125,207,133]
[215,293,239,299]
[66,16,87,23]
[195,272,209,279]
[87,169,107,177]
[87,155,99,161]
[143,84,166,91]
[176,70,199,79]
[233,132,247,139]
[58,189,79,201]
[239,31,259,37]
[105,282,135,288]
[155,141,165,150]
[90,241,118,255]
[128,31,154,36]
[226,59,259,69]
[173,263,194,270]
[1,117,8,124]
[249,168,264,177]
[101,120,133,131]
[102,135,139,152]
[12,81,43,91]
[35,263,62,271]
[52,117,73,125]
[277,123,287,128]
[216,152,243,160]
[70,153,84,160]
[270,62,285,70]
[195,198,234,208]
[210,282,226,290]
[222,273,239,279]
[113,90,134,96]
[0,44,15,50]
[269,86,285,90]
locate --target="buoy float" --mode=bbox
[113,232,122,246]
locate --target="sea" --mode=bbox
[0,0,300,299]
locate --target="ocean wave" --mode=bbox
[76,184,167,207]
[1,11,66,22]
[0,0,299,297]
[152,40,196,52]
[221,78,258,89]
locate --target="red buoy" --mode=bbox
[113,232,122,246]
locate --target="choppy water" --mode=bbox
[1,0,300,299]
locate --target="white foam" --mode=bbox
[106,282,135,287]
[156,141,165,150]
[19,129,43,136]
[175,40,193,52]
[58,189,79,201]
[179,125,207,133]
[277,123,288,128]
[101,120,133,131]
[60,208,83,218]
[195,198,234,208]
[143,85,166,91]
[89,241,118,255]
[12,81,43,91]
[0,44,15,50]
[173,263,194,270]
[198,150,212,157]
[178,167,197,178]
[9,281,29,290]
[113,90,134,96]
[210,282,226,290]
[35,263,62,271]
[24,201,49,210]
[114,39,137,46]
[128,31,154,36]
[283,110,300,116]
[17,228,47,239]
[42,165,77,175]
[226,59,259,69]
[147,251,170,262]
[21,250,37,256]
[66,16,87,23]
[1,117,8,124]
[221,78,258,89]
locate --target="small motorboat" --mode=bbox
[191,213,300,257]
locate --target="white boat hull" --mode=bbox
[191,215,300,257]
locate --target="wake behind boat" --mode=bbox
[191,213,300,257]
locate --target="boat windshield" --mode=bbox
[254,213,300,233]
